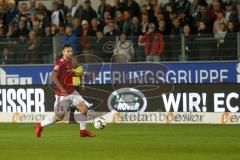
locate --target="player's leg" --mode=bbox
[35,113,66,138]
[69,99,93,124]
[75,101,95,137]
[69,106,78,124]
[40,113,64,127]
[42,95,70,125]
[35,96,70,138]
[71,91,96,137]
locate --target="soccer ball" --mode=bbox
[93,117,106,129]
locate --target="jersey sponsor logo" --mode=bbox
[108,88,147,112]
[53,65,59,71]
[0,68,32,85]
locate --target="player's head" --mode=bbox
[62,43,73,60]
[72,56,79,68]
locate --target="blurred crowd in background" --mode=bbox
[0,0,240,64]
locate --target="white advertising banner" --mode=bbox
[111,112,240,124]
[1,112,240,124]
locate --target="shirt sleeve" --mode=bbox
[53,61,61,73]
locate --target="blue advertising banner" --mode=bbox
[0,66,52,85]
[0,62,239,85]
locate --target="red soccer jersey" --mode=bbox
[52,58,75,96]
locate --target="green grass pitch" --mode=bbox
[0,123,240,160]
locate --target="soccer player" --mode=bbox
[35,44,96,138]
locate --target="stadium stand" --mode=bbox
[0,0,239,64]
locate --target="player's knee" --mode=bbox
[76,101,88,114]
[81,106,88,114]
[78,105,88,114]
[55,114,64,121]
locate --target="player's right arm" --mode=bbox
[51,63,67,96]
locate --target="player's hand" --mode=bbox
[60,88,67,96]
[85,72,93,77]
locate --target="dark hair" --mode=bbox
[184,24,190,28]
[96,29,102,33]
[120,32,126,36]
[56,53,63,60]
[62,43,72,50]
[115,9,122,13]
